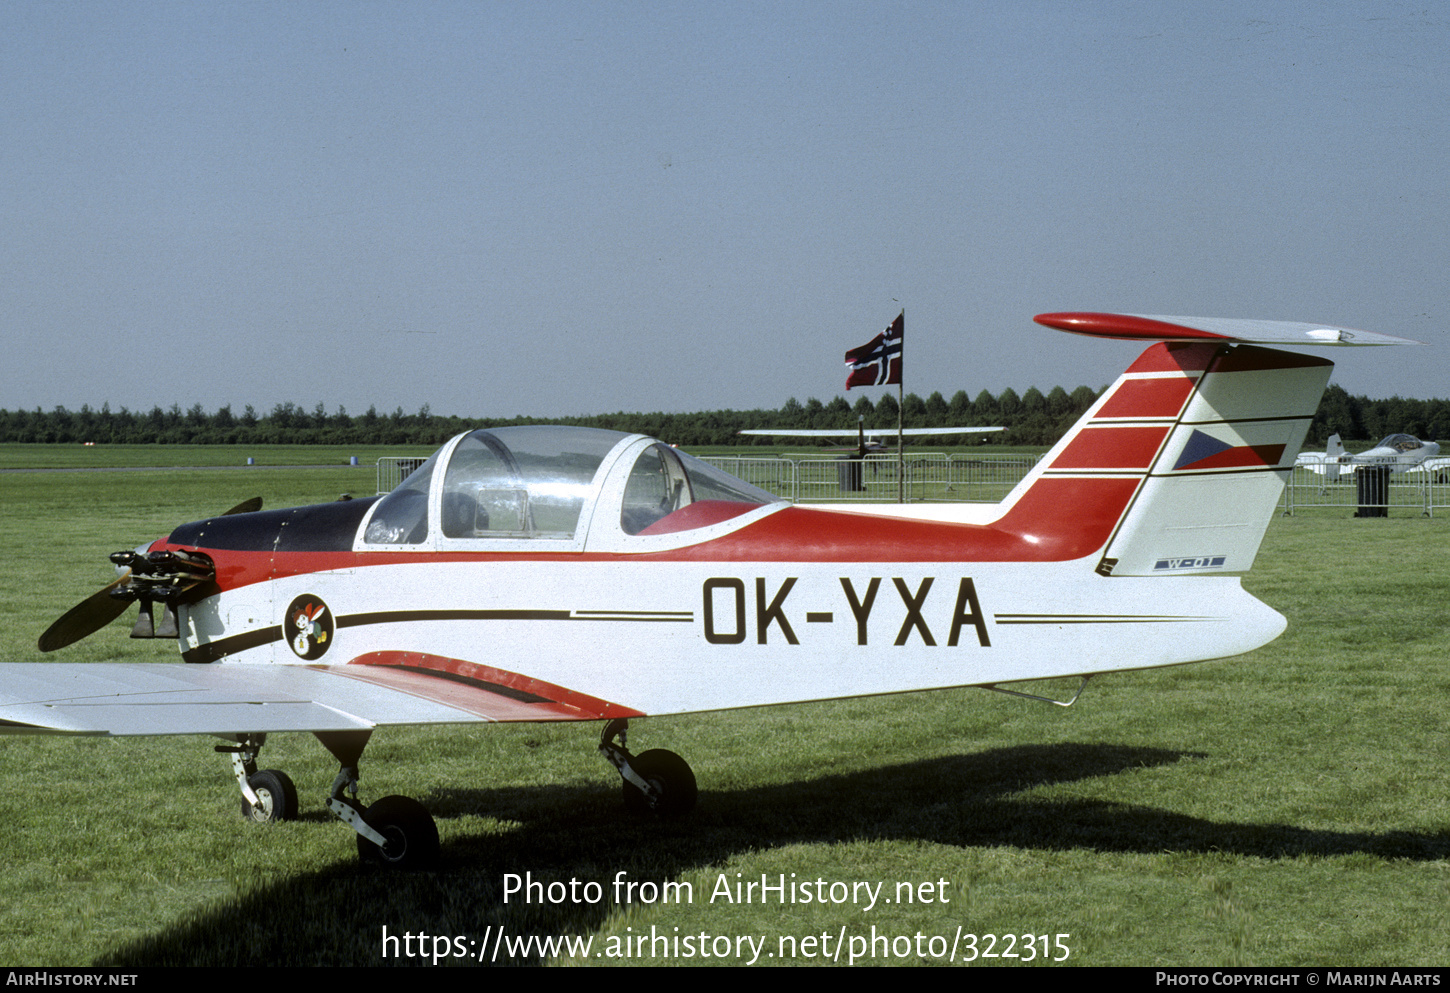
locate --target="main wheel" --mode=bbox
[356,795,439,869]
[622,749,697,816]
[241,769,298,823]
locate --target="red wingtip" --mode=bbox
[1033,312,1229,341]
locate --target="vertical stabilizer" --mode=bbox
[992,341,1331,574]
[1096,344,1332,575]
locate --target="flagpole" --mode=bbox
[897,308,904,503]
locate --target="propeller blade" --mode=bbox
[37,572,132,652]
[38,497,260,652]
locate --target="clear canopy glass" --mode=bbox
[364,426,774,545]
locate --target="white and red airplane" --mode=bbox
[739,423,1004,455]
[1,312,1417,868]
[1296,432,1444,478]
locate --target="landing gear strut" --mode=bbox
[222,722,687,867]
[599,719,697,816]
[219,734,298,823]
[318,730,439,870]
[220,730,439,869]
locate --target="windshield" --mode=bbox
[364,426,775,546]
[363,450,441,544]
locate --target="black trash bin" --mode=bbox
[1354,465,1390,517]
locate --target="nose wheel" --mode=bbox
[222,722,692,868]
[220,736,299,824]
[241,769,299,823]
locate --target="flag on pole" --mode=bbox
[844,312,903,390]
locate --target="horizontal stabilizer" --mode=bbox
[1035,313,1421,347]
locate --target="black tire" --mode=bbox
[622,749,697,816]
[241,769,298,823]
[356,795,439,869]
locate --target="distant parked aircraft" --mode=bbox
[740,422,1002,457]
[1296,433,1443,479]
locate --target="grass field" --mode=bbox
[0,453,1447,967]
[0,443,443,470]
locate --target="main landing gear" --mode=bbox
[599,719,697,817]
[317,731,441,870]
[219,730,441,870]
[220,721,697,869]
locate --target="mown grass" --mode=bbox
[0,463,1447,966]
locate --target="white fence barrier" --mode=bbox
[376,451,1448,514]
[699,454,1038,504]
[1281,458,1446,516]
[706,455,1450,513]
[376,457,429,495]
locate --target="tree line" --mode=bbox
[0,384,1441,448]
[1309,385,1450,446]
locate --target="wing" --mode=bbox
[0,656,641,736]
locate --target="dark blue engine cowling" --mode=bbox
[167,497,379,553]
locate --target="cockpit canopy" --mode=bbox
[1376,433,1426,453]
[362,425,775,547]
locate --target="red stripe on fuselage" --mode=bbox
[649,477,1140,562]
[637,500,758,535]
[157,476,1141,593]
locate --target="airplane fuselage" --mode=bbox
[167,526,1282,717]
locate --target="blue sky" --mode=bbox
[4,1,1447,420]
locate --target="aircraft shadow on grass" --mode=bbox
[96,741,1450,966]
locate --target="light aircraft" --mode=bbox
[739,423,1003,456]
[1295,432,1443,478]
[1,311,1417,869]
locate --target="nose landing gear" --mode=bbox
[220,735,298,824]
